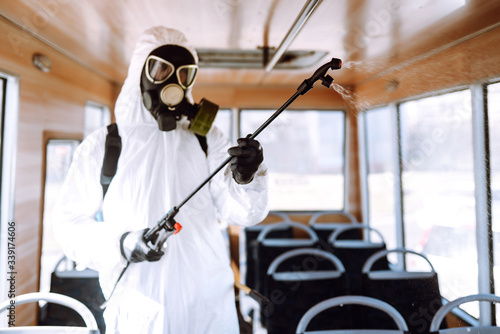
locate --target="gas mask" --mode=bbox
[140,45,218,135]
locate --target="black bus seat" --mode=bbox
[240,211,292,291]
[238,211,292,320]
[430,293,500,334]
[38,256,105,333]
[0,292,100,333]
[254,221,319,294]
[361,248,445,334]
[327,225,389,294]
[262,248,349,333]
[295,295,409,334]
[308,211,359,246]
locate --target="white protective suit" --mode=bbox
[53,26,269,334]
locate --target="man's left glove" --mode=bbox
[120,228,165,263]
[228,137,264,184]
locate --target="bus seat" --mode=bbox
[254,222,319,294]
[430,294,500,334]
[308,211,359,246]
[38,256,105,333]
[327,225,389,294]
[295,295,409,334]
[238,211,292,319]
[239,212,292,290]
[0,292,99,333]
[361,248,445,334]
[262,248,349,333]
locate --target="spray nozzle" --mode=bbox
[297,57,342,95]
[321,75,334,88]
[330,58,342,70]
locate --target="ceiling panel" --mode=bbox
[1,0,499,87]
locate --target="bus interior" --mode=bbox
[0,0,500,333]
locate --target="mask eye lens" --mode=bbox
[147,57,174,83]
[177,66,197,88]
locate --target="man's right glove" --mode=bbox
[120,228,165,263]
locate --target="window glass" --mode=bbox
[400,90,478,316]
[488,81,500,321]
[84,102,111,137]
[240,110,345,211]
[212,108,232,141]
[40,140,80,294]
[364,107,397,250]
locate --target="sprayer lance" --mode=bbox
[146,57,343,236]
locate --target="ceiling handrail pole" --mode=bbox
[264,0,323,72]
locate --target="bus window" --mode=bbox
[40,139,80,295]
[240,109,345,211]
[399,90,478,316]
[488,81,500,321]
[212,108,232,141]
[84,102,111,137]
[364,106,397,250]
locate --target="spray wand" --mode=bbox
[101,57,342,309]
[143,57,342,244]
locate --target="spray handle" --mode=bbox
[144,206,180,242]
[146,222,182,251]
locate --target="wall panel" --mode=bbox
[0,17,118,326]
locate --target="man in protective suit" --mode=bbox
[53,26,269,333]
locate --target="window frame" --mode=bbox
[0,72,19,327]
[359,104,403,259]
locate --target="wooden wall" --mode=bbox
[193,85,346,109]
[0,17,119,325]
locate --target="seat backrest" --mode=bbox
[430,293,500,334]
[39,256,105,333]
[240,212,292,290]
[0,292,99,333]
[262,248,349,333]
[254,221,319,292]
[308,211,358,246]
[295,295,409,334]
[238,214,293,319]
[327,225,388,294]
[361,248,444,334]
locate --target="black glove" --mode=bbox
[120,228,165,263]
[228,137,264,184]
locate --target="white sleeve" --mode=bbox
[207,127,269,227]
[52,130,127,273]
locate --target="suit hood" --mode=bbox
[114,27,198,126]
